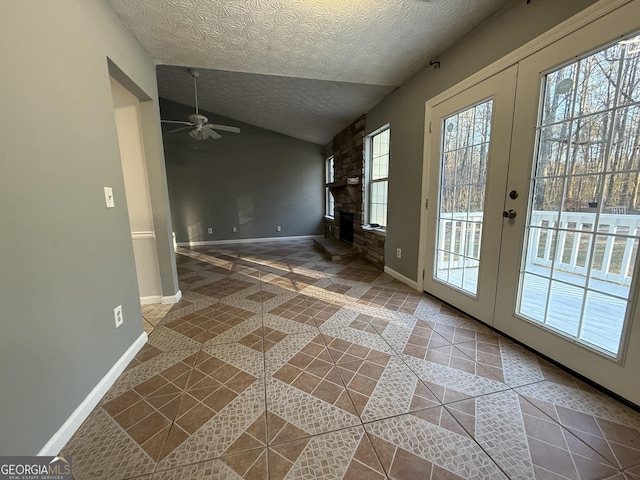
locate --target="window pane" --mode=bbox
[368,129,390,226]
[370,180,388,226]
[435,99,492,296]
[517,32,640,358]
[325,156,334,216]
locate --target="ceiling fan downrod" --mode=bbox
[189,68,200,114]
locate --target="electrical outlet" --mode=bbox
[396,248,402,259]
[207,227,213,234]
[114,305,123,328]
[276,226,282,232]
[232,226,237,232]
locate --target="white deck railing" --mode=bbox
[528,211,640,287]
[437,213,484,270]
[437,210,640,287]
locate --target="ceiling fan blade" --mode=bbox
[202,125,222,139]
[165,125,193,134]
[161,120,192,125]
[207,123,241,134]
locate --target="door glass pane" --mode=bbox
[517,32,640,357]
[435,99,493,296]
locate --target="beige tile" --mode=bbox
[366,406,507,479]
[446,389,618,479]
[268,426,385,480]
[61,241,640,480]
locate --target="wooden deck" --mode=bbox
[440,265,628,355]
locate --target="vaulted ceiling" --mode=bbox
[106,0,514,144]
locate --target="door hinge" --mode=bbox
[422,270,425,279]
[429,121,432,134]
[425,199,429,210]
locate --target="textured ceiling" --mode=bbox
[156,66,395,145]
[106,0,514,144]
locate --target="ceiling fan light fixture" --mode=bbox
[189,128,204,140]
[161,68,241,141]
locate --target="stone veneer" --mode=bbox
[324,115,386,269]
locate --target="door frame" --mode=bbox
[422,67,517,325]
[416,0,640,405]
[417,0,630,293]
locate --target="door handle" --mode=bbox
[503,209,517,219]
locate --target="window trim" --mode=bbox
[366,125,390,229]
[325,155,335,218]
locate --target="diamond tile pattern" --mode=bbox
[62,240,640,479]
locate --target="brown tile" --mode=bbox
[174,392,199,417]
[127,411,171,445]
[201,385,238,412]
[267,450,295,480]
[239,330,263,352]
[220,448,268,479]
[134,375,169,397]
[225,432,265,457]
[102,389,142,416]
[140,425,170,462]
[155,395,182,420]
[264,327,288,344]
[290,370,323,394]
[389,447,437,479]
[64,242,640,480]
[158,425,191,461]
[273,364,303,384]
[112,400,156,429]
[193,278,255,298]
[266,412,308,445]
[135,344,163,363]
[160,362,191,382]
[312,378,344,404]
[175,402,216,434]
[345,371,378,397]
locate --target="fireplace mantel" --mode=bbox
[327,176,360,203]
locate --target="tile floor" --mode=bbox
[62,240,640,479]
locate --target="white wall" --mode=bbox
[111,77,163,300]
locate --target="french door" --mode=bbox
[424,1,640,404]
[424,66,517,325]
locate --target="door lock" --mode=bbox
[509,190,519,199]
[503,209,517,219]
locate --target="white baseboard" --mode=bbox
[38,332,147,456]
[162,290,182,304]
[140,290,182,305]
[140,295,162,305]
[176,235,323,247]
[384,266,419,291]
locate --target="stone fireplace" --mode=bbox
[323,115,385,268]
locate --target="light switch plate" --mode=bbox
[104,187,115,208]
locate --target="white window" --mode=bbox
[325,156,334,217]
[368,128,390,227]
[517,31,640,357]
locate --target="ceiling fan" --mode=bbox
[161,69,241,140]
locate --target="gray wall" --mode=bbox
[0,0,175,454]
[367,0,600,281]
[161,99,324,243]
